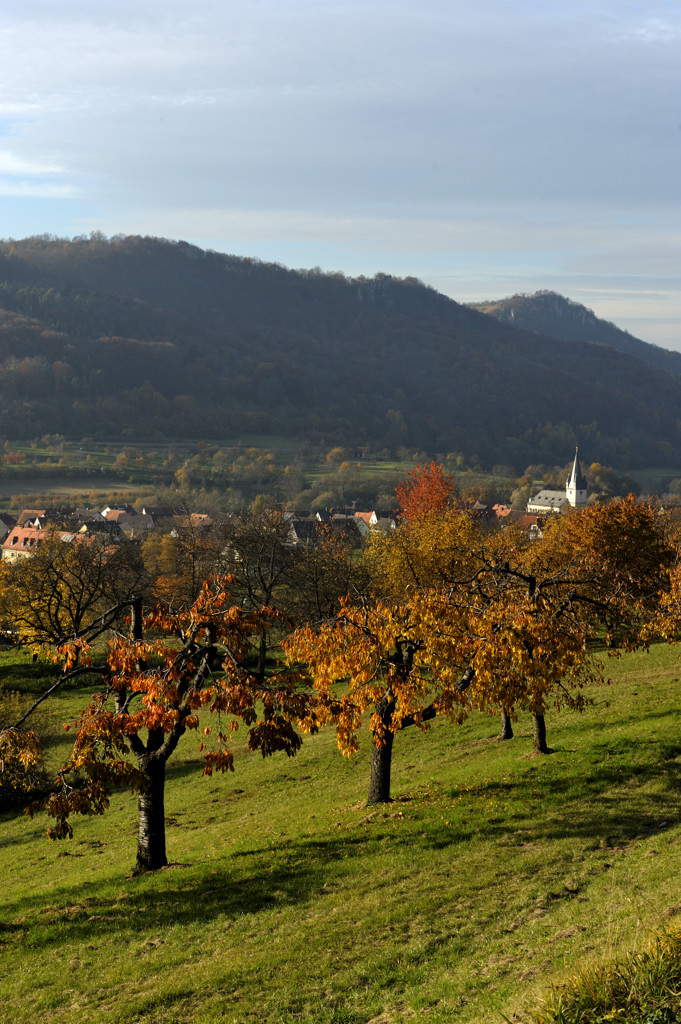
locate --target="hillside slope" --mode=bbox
[2,644,681,1023]
[469,290,681,377]
[1,235,680,471]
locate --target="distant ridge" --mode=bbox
[468,291,681,377]
[1,235,681,472]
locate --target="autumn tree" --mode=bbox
[0,722,44,807]
[648,550,681,644]
[209,504,293,680]
[0,535,147,812]
[286,523,368,624]
[0,533,147,648]
[395,461,457,525]
[141,514,213,608]
[431,536,603,754]
[365,503,480,600]
[286,474,481,802]
[285,596,469,803]
[14,577,310,873]
[284,469,481,804]
[451,499,675,752]
[540,495,676,649]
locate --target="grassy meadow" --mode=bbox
[2,644,681,1023]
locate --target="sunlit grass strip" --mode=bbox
[523,927,681,1023]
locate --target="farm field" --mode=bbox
[1,644,681,1023]
[0,437,413,514]
[0,477,136,501]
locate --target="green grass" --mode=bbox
[521,927,681,1022]
[2,644,681,1023]
[622,466,681,493]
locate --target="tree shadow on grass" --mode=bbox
[5,742,681,953]
[424,749,681,850]
[2,840,362,952]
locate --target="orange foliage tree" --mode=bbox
[541,494,677,649]
[421,535,603,754]
[452,497,676,751]
[395,461,456,525]
[12,577,311,873]
[286,522,368,623]
[365,503,479,598]
[0,532,146,647]
[285,595,469,803]
[286,484,485,803]
[0,726,43,804]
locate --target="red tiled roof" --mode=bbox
[2,525,74,553]
[3,526,46,551]
[16,509,47,526]
[103,509,128,522]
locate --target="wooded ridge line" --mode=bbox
[1,234,679,472]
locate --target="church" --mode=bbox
[526,448,588,514]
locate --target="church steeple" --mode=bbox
[566,447,587,508]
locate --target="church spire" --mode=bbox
[566,447,587,508]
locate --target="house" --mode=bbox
[16,508,47,527]
[171,512,214,532]
[0,513,16,544]
[1,525,73,561]
[527,448,588,515]
[353,511,376,527]
[491,505,543,537]
[353,510,397,535]
[286,516,318,547]
[68,508,106,531]
[116,514,154,539]
[526,490,570,514]
[513,513,544,538]
[330,516,362,543]
[102,504,136,521]
[466,500,495,522]
[141,506,183,520]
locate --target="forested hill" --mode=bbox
[1,234,680,472]
[469,290,681,377]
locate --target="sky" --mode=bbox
[2,0,680,348]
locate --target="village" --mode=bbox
[0,447,593,561]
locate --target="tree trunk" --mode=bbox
[499,707,514,741]
[367,695,396,804]
[367,728,394,805]
[532,712,551,754]
[134,750,167,874]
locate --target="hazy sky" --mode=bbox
[2,0,680,347]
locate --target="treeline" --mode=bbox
[0,235,681,470]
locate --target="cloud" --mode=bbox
[0,182,77,198]
[611,16,681,44]
[0,152,64,176]
[0,148,77,198]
